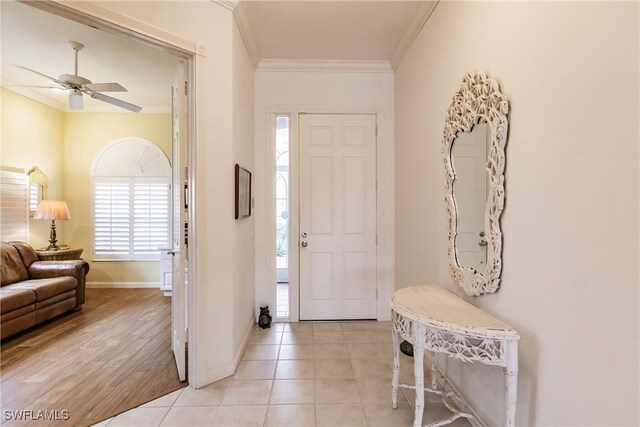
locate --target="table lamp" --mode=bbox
[34,200,70,251]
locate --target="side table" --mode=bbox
[36,247,84,261]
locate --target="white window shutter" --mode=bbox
[1,170,28,242]
[93,178,131,259]
[133,179,170,258]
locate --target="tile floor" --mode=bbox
[95,322,471,426]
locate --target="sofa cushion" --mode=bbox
[1,243,29,286]
[10,241,40,268]
[0,287,36,314]
[5,277,77,302]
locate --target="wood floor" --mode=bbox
[1,288,185,426]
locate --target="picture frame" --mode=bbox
[235,164,252,219]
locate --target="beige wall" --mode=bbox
[232,21,256,358]
[63,112,171,283]
[395,2,639,426]
[1,89,65,249]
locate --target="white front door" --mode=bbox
[299,114,377,320]
[171,61,188,381]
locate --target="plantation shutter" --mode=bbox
[133,179,170,258]
[92,137,171,261]
[93,178,131,259]
[0,170,28,242]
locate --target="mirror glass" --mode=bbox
[27,166,47,217]
[450,121,490,273]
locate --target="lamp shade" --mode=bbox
[34,200,70,220]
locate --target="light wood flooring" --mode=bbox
[1,288,185,426]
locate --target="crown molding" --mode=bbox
[256,59,393,73]
[210,0,238,12]
[232,2,259,68]
[390,0,439,70]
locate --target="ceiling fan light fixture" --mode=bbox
[69,89,83,110]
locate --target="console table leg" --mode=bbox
[413,325,426,427]
[431,351,438,390]
[503,340,518,427]
[391,328,400,409]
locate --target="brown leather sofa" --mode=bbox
[1,241,90,340]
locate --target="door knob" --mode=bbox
[478,239,487,247]
[301,241,308,248]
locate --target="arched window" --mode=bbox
[92,137,171,260]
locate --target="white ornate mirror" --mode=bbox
[443,73,509,296]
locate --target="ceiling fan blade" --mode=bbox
[3,84,65,90]
[84,82,127,92]
[90,92,142,113]
[14,66,65,85]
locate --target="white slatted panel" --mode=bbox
[29,183,41,213]
[93,178,131,259]
[1,170,28,242]
[133,179,170,257]
[93,177,170,260]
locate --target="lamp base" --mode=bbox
[47,219,59,251]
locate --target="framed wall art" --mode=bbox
[235,164,252,219]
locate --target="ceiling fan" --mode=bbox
[12,41,142,112]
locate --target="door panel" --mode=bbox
[299,114,377,320]
[171,61,187,381]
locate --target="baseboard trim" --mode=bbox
[233,316,255,370]
[86,282,160,289]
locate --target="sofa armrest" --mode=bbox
[28,261,90,307]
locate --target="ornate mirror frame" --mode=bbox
[443,72,509,296]
[27,166,48,217]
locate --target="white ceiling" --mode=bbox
[1,1,179,113]
[238,1,429,62]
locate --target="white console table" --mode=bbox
[390,284,520,427]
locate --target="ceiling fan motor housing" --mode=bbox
[58,73,91,87]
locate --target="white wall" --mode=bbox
[232,19,256,364]
[395,2,639,426]
[254,68,395,321]
[80,1,253,387]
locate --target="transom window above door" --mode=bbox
[92,137,171,261]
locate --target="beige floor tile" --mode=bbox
[279,344,313,360]
[107,407,169,426]
[243,344,280,360]
[264,404,316,427]
[312,322,342,332]
[222,380,272,405]
[275,360,314,379]
[269,379,315,404]
[314,359,354,379]
[250,332,282,345]
[270,323,287,331]
[142,388,185,407]
[343,331,376,344]
[340,322,374,331]
[91,418,112,427]
[348,343,383,359]
[315,379,361,404]
[363,402,414,427]
[281,332,314,344]
[234,360,277,379]
[351,358,392,379]
[173,381,230,406]
[315,403,367,427]
[357,378,406,404]
[212,405,267,427]
[159,406,218,426]
[380,342,395,358]
[372,331,392,344]
[313,332,345,344]
[313,344,349,359]
[283,322,314,332]
[371,321,392,331]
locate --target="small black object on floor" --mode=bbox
[400,340,414,357]
[258,306,272,329]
